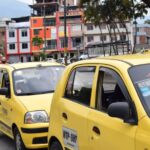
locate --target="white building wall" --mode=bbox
[7,43,18,54]
[84,22,132,46]
[19,28,30,42]
[19,28,30,53]
[6,22,31,55]
[7,29,17,43]
[19,42,30,53]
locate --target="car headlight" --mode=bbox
[24,111,49,124]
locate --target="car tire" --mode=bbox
[14,128,26,150]
[50,141,63,150]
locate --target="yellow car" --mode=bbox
[48,54,150,150]
[0,62,64,150]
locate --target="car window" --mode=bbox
[1,71,10,92]
[0,70,4,87]
[129,64,150,116]
[13,66,65,96]
[65,66,96,106]
[96,68,127,112]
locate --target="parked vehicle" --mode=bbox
[0,62,64,150]
[56,58,71,64]
[79,54,88,60]
[48,54,150,150]
[46,58,56,62]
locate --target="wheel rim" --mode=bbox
[16,133,22,150]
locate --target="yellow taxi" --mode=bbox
[48,54,150,150]
[0,62,64,150]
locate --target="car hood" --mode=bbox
[17,93,53,114]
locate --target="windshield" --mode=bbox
[13,66,64,96]
[129,64,150,116]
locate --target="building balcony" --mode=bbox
[59,10,82,17]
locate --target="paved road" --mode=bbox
[0,132,15,150]
[0,132,47,150]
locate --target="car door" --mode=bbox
[0,70,13,137]
[88,67,138,150]
[59,66,96,150]
[0,69,4,123]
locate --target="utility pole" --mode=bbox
[64,0,67,65]
[43,0,47,58]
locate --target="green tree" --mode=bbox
[80,0,148,54]
[32,36,44,50]
[142,0,150,7]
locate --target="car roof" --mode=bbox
[0,62,64,70]
[70,54,150,70]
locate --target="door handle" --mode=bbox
[62,112,68,120]
[92,126,100,135]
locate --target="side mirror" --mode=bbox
[108,102,130,121]
[0,88,9,97]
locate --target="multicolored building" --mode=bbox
[30,0,83,59]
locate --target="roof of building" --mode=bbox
[11,16,30,23]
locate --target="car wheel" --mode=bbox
[14,128,26,150]
[50,141,63,150]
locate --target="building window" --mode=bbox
[34,29,40,35]
[101,23,106,29]
[47,40,57,49]
[44,18,56,26]
[9,44,15,50]
[60,38,68,48]
[22,30,28,37]
[136,27,140,32]
[65,67,96,106]
[87,36,94,42]
[111,35,117,41]
[33,19,37,24]
[120,35,126,41]
[1,32,5,36]
[87,24,93,30]
[9,31,15,38]
[110,24,117,29]
[100,35,107,41]
[22,43,28,49]
[120,24,125,28]
[72,37,82,48]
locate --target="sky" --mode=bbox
[0,0,150,23]
[0,0,31,18]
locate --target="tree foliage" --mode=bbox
[142,0,150,7]
[32,36,44,50]
[80,0,148,54]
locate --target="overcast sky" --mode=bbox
[0,0,150,23]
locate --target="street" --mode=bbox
[0,133,47,150]
[0,132,15,150]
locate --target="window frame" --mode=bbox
[64,66,96,107]
[22,30,28,37]
[9,31,15,38]
[9,44,15,50]
[95,66,138,124]
[22,43,28,49]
